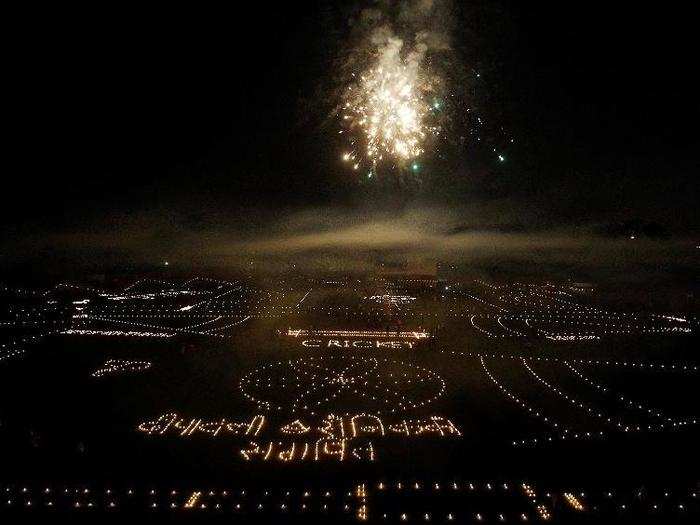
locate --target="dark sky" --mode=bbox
[3,1,698,270]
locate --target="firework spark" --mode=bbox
[340,55,441,176]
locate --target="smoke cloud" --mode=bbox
[346,0,454,74]
[5,204,696,283]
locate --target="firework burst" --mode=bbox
[339,54,442,177]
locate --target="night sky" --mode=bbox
[3,1,698,274]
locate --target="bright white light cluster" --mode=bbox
[61,277,255,339]
[137,413,266,438]
[285,328,430,339]
[3,480,696,518]
[464,280,696,340]
[463,352,697,448]
[300,339,419,349]
[563,492,585,511]
[366,294,416,305]
[356,483,368,521]
[60,329,173,338]
[136,410,459,464]
[239,438,375,463]
[445,350,698,373]
[0,345,25,363]
[521,484,551,521]
[91,359,152,378]
[479,356,590,446]
[239,355,445,415]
